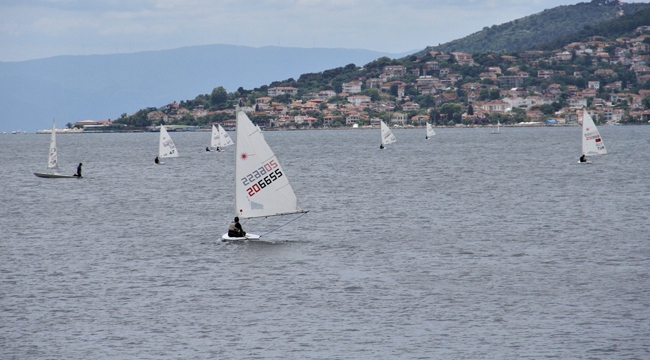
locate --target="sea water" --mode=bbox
[1,126,649,359]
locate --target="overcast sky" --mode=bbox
[1,0,649,62]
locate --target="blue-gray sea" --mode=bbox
[1,126,649,359]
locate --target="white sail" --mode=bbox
[210,125,220,148]
[380,120,397,146]
[426,123,436,138]
[582,111,607,156]
[48,119,59,173]
[234,111,305,219]
[217,124,234,148]
[159,125,179,158]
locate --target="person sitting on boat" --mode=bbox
[379,144,384,149]
[206,147,210,152]
[73,163,82,177]
[155,156,160,164]
[580,154,587,163]
[228,217,246,238]
[216,146,221,152]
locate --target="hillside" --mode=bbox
[113,15,650,130]
[0,45,408,132]
[536,6,650,50]
[420,0,650,55]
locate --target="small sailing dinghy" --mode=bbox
[34,120,78,178]
[379,120,396,149]
[491,120,501,134]
[209,124,234,151]
[425,122,436,139]
[222,110,308,241]
[579,110,607,164]
[156,125,178,164]
[207,125,219,151]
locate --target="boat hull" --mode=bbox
[221,233,261,241]
[34,172,79,178]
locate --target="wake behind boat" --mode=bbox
[222,110,307,241]
[34,120,81,179]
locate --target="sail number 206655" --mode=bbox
[241,160,283,197]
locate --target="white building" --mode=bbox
[342,81,362,94]
[268,87,298,97]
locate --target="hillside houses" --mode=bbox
[116,26,650,131]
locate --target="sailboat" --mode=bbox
[426,122,436,139]
[34,120,78,178]
[222,110,308,241]
[580,110,607,163]
[491,120,501,134]
[157,125,179,164]
[211,124,234,151]
[379,120,396,149]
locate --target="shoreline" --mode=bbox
[31,123,586,134]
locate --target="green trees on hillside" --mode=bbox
[419,0,649,54]
[210,86,228,107]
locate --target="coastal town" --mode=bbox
[56,26,650,133]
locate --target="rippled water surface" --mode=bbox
[1,126,649,359]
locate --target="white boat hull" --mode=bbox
[34,172,79,178]
[221,233,261,241]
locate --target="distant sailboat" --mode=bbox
[156,125,178,164]
[34,120,78,178]
[492,120,501,134]
[380,120,396,149]
[426,122,436,139]
[222,110,307,241]
[208,125,219,151]
[579,110,607,163]
[209,124,234,151]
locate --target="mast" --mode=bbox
[234,108,239,216]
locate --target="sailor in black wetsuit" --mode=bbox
[227,217,246,237]
[74,163,82,177]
